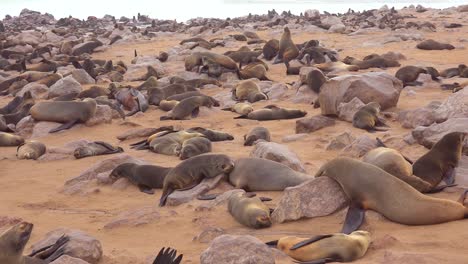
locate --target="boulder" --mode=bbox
[412,118,468,154]
[433,87,468,123]
[326,132,356,150]
[17,83,48,99]
[165,175,224,206]
[200,235,274,264]
[337,97,365,122]
[48,75,82,99]
[295,115,335,134]
[250,141,306,172]
[397,101,441,128]
[85,105,112,126]
[272,177,348,223]
[71,69,95,84]
[50,255,90,264]
[319,72,403,116]
[104,206,161,229]
[341,135,378,157]
[32,121,62,138]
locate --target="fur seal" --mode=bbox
[166,91,202,101]
[440,64,466,78]
[227,50,262,68]
[185,52,238,72]
[160,96,217,120]
[229,158,311,191]
[395,65,439,86]
[263,39,279,60]
[77,86,110,99]
[244,126,271,146]
[222,102,253,115]
[148,84,196,106]
[232,80,268,103]
[228,192,272,229]
[0,132,24,146]
[30,98,97,133]
[109,163,172,194]
[179,137,212,160]
[74,141,124,159]
[186,127,234,141]
[147,130,205,156]
[412,132,466,188]
[314,61,360,73]
[315,157,468,233]
[267,230,370,263]
[170,78,220,88]
[159,153,235,206]
[276,27,299,68]
[234,105,307,121]
[17,141,46,160]
[417,39,455,50]
[342,56,400,69]
[352,102,389,132]
[239,63,271,81]
[304,68,327,93]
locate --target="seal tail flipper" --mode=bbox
[191,107,200,118]
[458,189,468,204]
[49,119,79,133]
[130,139,147,147]
[265,240,278,247]
[30,235,69,261]
[443,167,456,185]
[341,203,365,234]
[234,114,248,119]
[375,137,387,147]
[153,247,183,264]
[293,258,335,264]
[426,184,457,194]
[289,234,333,250]
[159,187,173,207]
[259,197,272,202]
[197,193,220,200]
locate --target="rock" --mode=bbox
[32,121,62,138]
[200,235,274,264]
[85,105,112,126]
[0,216,22,228]
[104,206,160,229]
[165,174,224,206]
[319,72,403,115]
[17,83,48,99]
[212,90,236,108]
[50,255,90,264]
[337,97,365,122]
[30,228,102,264]
[117,127,162,141]
[412,118,468,154]
[272,177,347,223]
[219,72,239,83]
[295,115,335,134]
[304,9,320,19]
[71,69,95,84]
[397,101,441,128]
[341,135,378,157]
[326,132,355,150]
[250,141,306,172]
[48,75,82,99]
[433,87,468,123]
[321,16,343,28]
[379,251,443,264]
[282,133,308,142]
[291,84,317,104]
[329,24,346,33]
[124,62,166,81]
[265,83,288,100]
[16,116,35,137]
[193,227,226,243]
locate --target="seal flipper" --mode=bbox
[197,193,220,200]
[457,189,468,204]
[159,187,173,207]
[375,137,387,147]
[265,240,278,247]
[234,114,248,119]
[30,235,69,262]
[49,119,79,133]
[427,184,457,193]
[138,184,155,195]
[289,234,333,250]
[341,203,365,234]
[443,167,456,185]
[94,141,122,153]
[191,107,200,118]
[293,258,335,264]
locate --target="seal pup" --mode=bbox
[160,96,217,120]
[186,127,234,141]
[159,153,234,206]
[275,27,299,68]
[110,163,172,194]
[244,127,271,146]
[74,141,124,159]
[352,102,389,132]
[234,105,307,121]
[179,137,212,160]
[30,98,97,133]
[228,192,272,229]
[263,39,279,60]
[440,64,466,78]
[0,132,24,146]
[412,132,466,188]
[17,141,46,160]
[153,247,183,264]
[315,157,468,234]
[148,131,205,156]
[221,102,253,116]
[232,80,268,103]
[229,158,312,191]
[416,39,455,50]
[267,230,371,263]
[239,63,272,81]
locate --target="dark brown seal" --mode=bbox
[74,141,124,159]
[160,96,217,120]
[234,105,307,121]
[109,163,172,194]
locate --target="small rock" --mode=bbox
[104,206,160,229]
[337,97,365,122]
[329,24,346,33]
[295,115,335,134]
[397,102,440,128]
[250,141,306,172]
[48,75,82,99]
[193,227,226,243]
[16,116,35,138]
[326,132,355,150]
[50,255,90,264]
[412,118,468,153]
[341,135,378,157]
[17,83,48,99]
[85,105,112,126]
[71,69,95,84]
[32,121,62,138]
[282,133,308,142]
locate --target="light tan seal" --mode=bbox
[30,98,97,133]
[0,132,24,146]
[160,96,217,120]
[221,102,254,115]
[232,80,268,103]
[148,131,205,156]
[352,102,389,132]
[234,105,307,121]
[244,126,271,146]
[315,157,468,234]
[109,163,172,194]
[159,153,235,206]
[186,127,234,142]
[179,137,212,160]
[229,158,312,191]
[267,230,370,263]
[228,192,272,229]
[17,141,46,160]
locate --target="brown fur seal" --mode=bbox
[74,141,124,159]
[352,102,389,132]
[166,91,202,101]
[160,96,217,120]
[221,102,254,115]
[17,141,46,160]
[232,80,268,103]
[148,131,205,156]
[267,231,370,263]
[416,39,455,50]
[77,86,110,99]
[227,50,262,68]
[234,105,307,121]
[276,27,299,68]
[305,68,327,93]
[244,126,271,146]
[148,84,197,106]
[159,153,235,206]
[239,63,271,81]
[186,127,234,141]
[229,158,311,191]
[159,100,179,111]
[171,78,220,88]
[342,56,400,69]
[413,132,466,188]
[395,65,439,86]
[0,132,24,146]
[228,192,272,229]
[315,157,468,233]
[263,39,279,61]
[440,64,466,78]
[185,52,238,72]
[109,163,172,194]
[30,98,97,133]
[179,137,212,160]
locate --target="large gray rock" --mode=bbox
[30,229,102,264]
[104,206,161,229]
[50,255,90,264]
[84,105,112,126]
[433,87,468,123]
[319,72,403,116]
[71,69,95,84]
[397,101,441,128]
[32,121,62,138]
[341,135,378,157]
[272,177,347,223]
[200,235,274,264]
[326,132,356,150]
[16,116,35,138]
[48,75,82,99]
[17,83,48,99]
[412,118,468,154]
[165,174,224,206]
[296,115,335,133]
[337,97,365,122]
[250,141,306,172]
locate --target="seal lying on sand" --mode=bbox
[17,141,46,160]
[352,102,389,132]
[228,192,272,229]
[74,141,124,159]
[234,105,307,121]
[110,163,172,194]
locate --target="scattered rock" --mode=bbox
[341,135,378,157]
[326,132,356,150]
[32,121,62,138]
[71,69,95,84]
[433,87,468,123]
[397,101,441,128]
[193,227,226,243]
[282,133,308,142]
[337,97,365,122]
[85,105,112,126]
[295,115,335,134]
[48,75,82,99]
[104,206,160,229]
[412,118,468,154]
[50,255,90,264]
[250,141,306,172]
[17,83,48,99]
[16,116,35,137]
